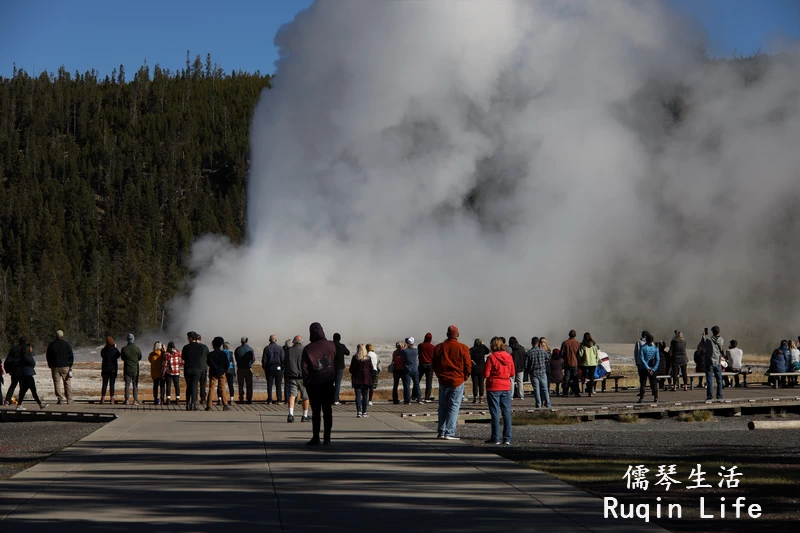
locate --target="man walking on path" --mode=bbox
[332,333,350,405]
[526,337,551,408]
[234,337,255,403]
[418,333,435,402]
[432,325,471,440]
[3,337,27,405]
[301,322,336,445]
[120,334,142,405]
[560,331,581,397]
[509,337,526,399]
[206,337,231,411]
[285,335,310,423]
[263,335,284,404]
[46,330,74,404]
[404,337,422,403]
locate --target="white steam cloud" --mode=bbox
[170,1,800,348]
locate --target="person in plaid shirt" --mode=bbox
[525,337,551,408]
[162,341,183,405]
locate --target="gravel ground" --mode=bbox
[0,421,106,479]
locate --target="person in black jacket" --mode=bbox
[16,343,48,410]
[470,339,489,403]
[332,333,350,405]
[234,337,255,403]
[301,322,337,446]
[4,337,27,405]
[508,337,527,399]
[206,337,231,411]
[669,332,688,391]
[100,336,121,404]
[181,332,205,411]
[46,330,75,404]
[262,335,285,404]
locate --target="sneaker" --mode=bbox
[123,400,129,405]
[363,413,369,418]
[485,438,500,444]
[16,405,26,411]
[368,401,373,406]
[155,399,161,405]
[134,401,141,406]
[443,435,460,441]
[436,434,444,439]
[334,402,341,406]
[503,441,511,446]
[40,404,49,410]
[307,439,322,446]
[357,413,363,418]
[287,414,295,423]
[301,415,310,422]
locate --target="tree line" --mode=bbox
[0,53,270,352]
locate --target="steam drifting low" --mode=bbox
[171,1,800,347]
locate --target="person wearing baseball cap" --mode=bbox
[403,337,421,403]
[432,325,471,440]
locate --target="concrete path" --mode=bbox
[0,410,662,532]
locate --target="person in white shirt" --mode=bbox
[725,340,744,388]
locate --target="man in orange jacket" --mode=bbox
[432,325,471,440]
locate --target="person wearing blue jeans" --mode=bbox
[526,338,551,408]
[432,325,472,440]
[703,327,725,400]
[705,365,723,400]
[483,337,515,445]
[486,389,512,444]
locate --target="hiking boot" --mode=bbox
[287,414,295,423]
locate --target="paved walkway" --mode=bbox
[0,410,662,532]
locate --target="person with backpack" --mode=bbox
[301,322,337,446]
[391,341,408,404]
[703,326,725,401]
[3,337,27,405]
[262,335,284,404]
[234,337,255,403]
[100,336,120,404]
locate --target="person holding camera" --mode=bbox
[637,334,660,404]
[703,326,725,400]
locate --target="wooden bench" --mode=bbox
[579,374,628,393]
[651,370,753,390]
[765,372,800,389]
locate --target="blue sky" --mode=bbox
[1,0,798,78]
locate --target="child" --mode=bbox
[549,349,564,397]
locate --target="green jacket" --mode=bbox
[121,343,142,375]
[578,344,599,367]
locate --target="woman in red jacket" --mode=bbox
[483,337,515,445]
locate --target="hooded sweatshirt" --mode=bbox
[301,323,337,385]
[703,335,724,368]
[418,333,435,365]
[770,349,788,373]
[483,350,515,391]
[509,339,527,374]
[432,326,471,387]
[549,351,565,382]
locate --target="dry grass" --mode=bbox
[615,413,640,424]
[677,410,714,423]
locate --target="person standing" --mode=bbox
[418,333,435,402]
[205,337,231,411]
[469,339,489,403]
[196,334,209,405]
[578,332,599,397]
[483,337,514,445]
[549,349,565,397]
[349,344,375,418]
[526,337,551,408]
[262,335,284,404]
[669,332,688,391]
[366,343,380,404]
[703,326,725,401]
[283,339,292,405]
[46,330,75,405]
[508,337,527,400]
[100,337,120,404]
[285,335,310,422]
[120,334,142,405]
[148,342,165,405]
[163,341,182,405]
[181,332,204,411]
[637,334,660,403]
[403,337,421,403]
[301,322,337,446]
[15,343,48,410]
[332,333,350,405]
[391,341,408,404]
[634,330,649,370]
[560,330,581,397]
[220,341,235,406]
[432,325,471,440]
[3,337,27,405]
[234,337,255,403]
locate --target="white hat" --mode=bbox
[406,336,415,345]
